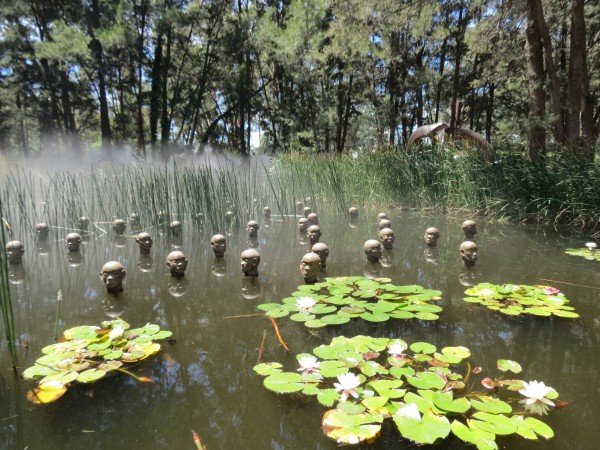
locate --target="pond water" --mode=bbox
[1,211,599,449]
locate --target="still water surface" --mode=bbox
[1,212,599,449]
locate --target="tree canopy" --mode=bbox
[0,0,598,158]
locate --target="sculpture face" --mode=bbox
[36,223,49,240]
[66,233,82,252]
[311,243,329,268]
[462,220,477,239]
[303,207,312,218]
[78,217,90,230]
[136,232,153,254]
[130,213,140,226]
[298,218,309,232]
[167,251,188,277]
[424,227,440,246]
[5,241,24,265]
[100,261,126,293]
[170,221,182,235]
[348,207,358,219]
[112,219,126,235]
[460,241,478,266]
[246,220,259,237]
[262,207,271,218]
[364,239,383,262]
[211,234,227,257]
[377,212,388,222]
[378,219,392,230]
[300,252,322,282]
[307,225,321,245]
[240,249,260,277]
[307,213,319,225]
[378,228,395,250]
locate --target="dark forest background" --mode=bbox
[1,0,598,160]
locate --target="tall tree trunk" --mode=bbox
[485,83,494,142]
[160,28,172,147]
[149,30,164,149]
[529,0,563,142]
[525,11,546,158]
[566,0,583,143]
[89,0,111,151]
[450,3,465,130]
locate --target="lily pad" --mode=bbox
[497,359,522,374]
[393,405,451,444]
[263,372,305,393]
[471,412,518,435]
[322,409,382,445]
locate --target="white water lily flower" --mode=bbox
[519,380,555,416]
[295,296,317,312]
[108,323,124,340]
[297,356,320,375]
[395,402,421,421]
[388,340,408,358]
[334,373,361,402]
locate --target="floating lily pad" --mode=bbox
[256,277,443,328]
[253,334,560,448]
[24,319,172,404]
[463,283,579,318]
[322,409,382,445]
[263,372,305,393]
[394,405,451,444]
[497,359,522,373]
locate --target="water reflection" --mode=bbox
[3,213,600,449]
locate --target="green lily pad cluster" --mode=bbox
[23,319,172,404]
[254,335,560,449]
[463,283,579,318]
[257,276,443,327]
[564,248,600,261]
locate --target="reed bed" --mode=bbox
[0,148,598,240]
[0,202,17,368]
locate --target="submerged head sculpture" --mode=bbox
[300,252,322,284]
[240,249,261,277]
[78,216,90,231]
[348,207,359,219]
[462,220,477,239]
[377,212,388,222]
[262,207,271,218]
[129,213,140,227]
[167,251,188,277]
[66,232,82,252]
[246,220,259,237]
[211,234,227,257]
[36,223,49,240]
[307,225,321,245]
[460,241,478,266]
[35,222,50,241]
[303,207,312,218]
[100,261,126,294]
[378,219,392,231]
[311,243,329,269]
[5,240,24,265]
[298,218,309,233]
[135,232,153,254]
[378,227,395,250]
[307,213,319,226]
[112,219,126,235]
[170,220,182,236]
[364,239,383,262]
[424,227,440,247]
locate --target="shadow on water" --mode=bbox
[1,209,599,449]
